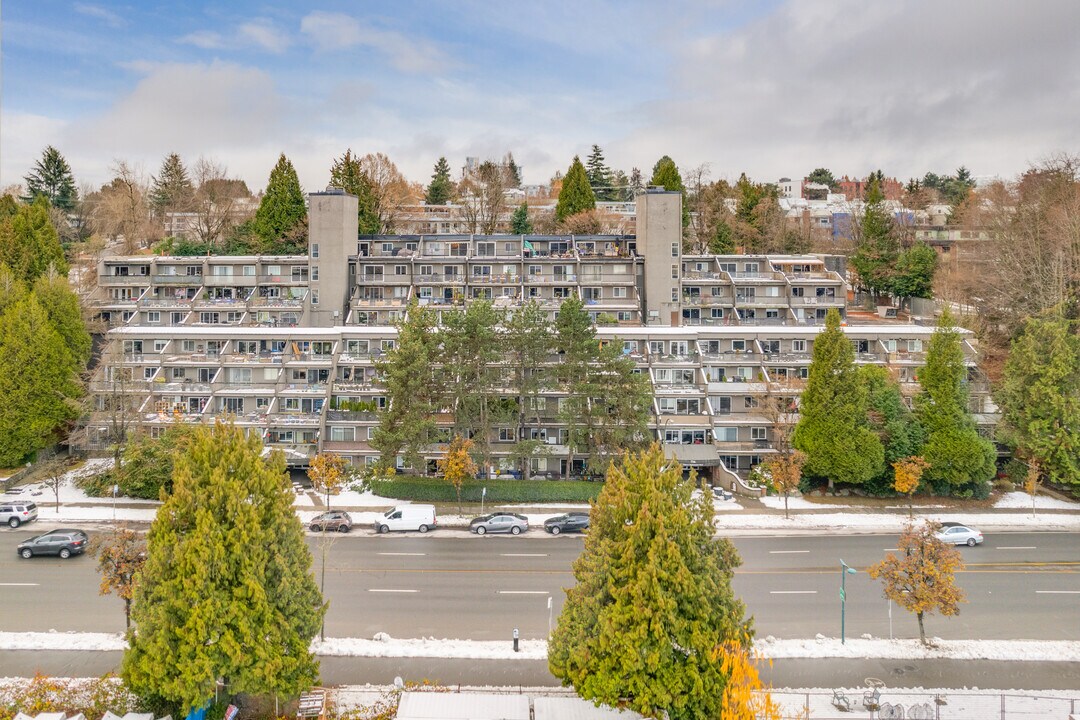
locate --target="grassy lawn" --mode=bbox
[371,476,602,504]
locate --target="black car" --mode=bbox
[544,513,590,535]
[17,529,90,559]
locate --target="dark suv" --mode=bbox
[309,511,353,533]
[544,512,590,535]
[17,529,89,559]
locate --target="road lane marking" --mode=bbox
[0,583,39,586]
[368,589,417,593]
[884,548,899,552]
[501,553,548,557]
[769,590,817,594]
[996,546,1037,550]
[377,552,426,556]
[499,590,550,595]
[769,550,810,554]
[1035,590,1080,594]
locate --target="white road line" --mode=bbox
[884,548,899,552]
[769,550,810,554]
[376,552,426,556]
[996,546,1037,550]
[0,583,39,586]
[1035,590,1080,594]
[770,590,817,594]
[368,589,418,593]
[498,590,550,595]
[501,553,548,557]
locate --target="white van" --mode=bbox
[375,505,437,534]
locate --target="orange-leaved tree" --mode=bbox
[91,524,147,629]
[309,452,347,512]
[869,520,965,645]
[1023,460,1042,518]
[438,435,477,512]
[714,642,790,720]
[764,450,806,520]
[892,455,930,518]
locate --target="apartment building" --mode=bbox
[89,189,995,478]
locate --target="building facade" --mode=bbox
[89,190,995,478]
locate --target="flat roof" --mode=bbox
[396,693,530,720]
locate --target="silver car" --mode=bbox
[469,512,528,536]
[0,501,38,528]
[935,522,983,546]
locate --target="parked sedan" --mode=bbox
[17,529,90,559]
[935,522,984,546]
[309,511,353,533]
[469,512,528,535]
[544,512,590,535]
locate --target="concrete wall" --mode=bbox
[638,189,682,326]
[306,191,359,328]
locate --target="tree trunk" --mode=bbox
[320,543,327,641]
[783,493,789,520]
[917,611,926,645]
[124,599,131,630]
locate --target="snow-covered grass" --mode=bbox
[313,635,549,660]
[994,491,1078,510]
[0,631,126,652]
[714,510,1080,533]
[759,634,1080,662]
[758,495,851,510]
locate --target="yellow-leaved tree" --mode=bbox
[892,455,930,518]
[439,435,477,512]
[309,452,347,511]
[764,450,806,520]
[869,520,966,645]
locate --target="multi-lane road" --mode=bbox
[2,527,1077,644]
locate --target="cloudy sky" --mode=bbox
[3,0,1079,194]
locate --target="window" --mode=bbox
[498,428,515,442]
[715,427,738,442]
[227,311,243,324]
[154,340,168,352]
[671,264,679,279]
[147,311,161,324]
[311,243,319,258]
[395,265,408,275]
[791,286,805,297]
[242,265,256,276]
[751,427,767,441]
[211,265,233,276]
[311,290,319,306]
[382,242,394,253]
[311,266,319,281]
[200,312,219,324]
[671,242,679,257]
[613,287,627,298]
[732,339,746,352]
[171,312,185,324]
[761,340,780,354]
[710,308,724,319]
[671,288,678,302]
[292,266,309,282]
[792,339,806,352]
[186,265,202,276]
[718,262,736,272]
[583,287,601,301]
[744,396,759,408]
[329,426,354,442]
[143,367,156,380]
[364,266,384,280]
[649,341,664,355]
[745,262,760,273]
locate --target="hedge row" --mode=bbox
[370,477,602,503]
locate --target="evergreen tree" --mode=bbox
[0,295,80,467]
[549,445,751,719]
[850,175,900,296]
[860,365,925,476]
[793,309,885,488]
[555,157,596,222]
[0,263,28,316]
[425,157,454,205]
[24,145,78,211]
[554,296,597,476]
[33,268,92,366]
[505,300,552,479]
[0,197,69,283]
[149,153,195,219]
[510,202,532,234]
[806,167,839,190]
[123,422,324,713]
[892,242,938,299]
[330,150,380,234]
[505,152,522,188]
[253,154,307,243]
[585,145,613,201]
[586,341,653,474]
[372,302,442,472]
[998,309,1080,488]
[649,156,690,228]
[915,310,997,491]
[610,169,630,202]
[628,167,644,197]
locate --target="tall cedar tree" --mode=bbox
[33,269,93,366]
[372,302,441,472]
[505,152,523,188]
[998,309,1080,487]
[860,365,924,472]
[510,202,532,234]
[150,153,195,219]
[425,157,454,205]
[585,145,614,201]
[24,145,78,211]
[330,150,381,234]
[123,422,324,713]
[0,264,27,316]
[892,242,938,299]
[0,295,81,466]
[586,341,653,474]
[555,157,596,222]
[850,175,900,296]
[869,521,965,645]
[505,300,552,478]
[441,300,505,475]
[793,309,884,488]
[549,445,751,719]
[649,156,691,228]
[915,310,996,490]
[253,154,306,242]
[554,297,599,476]
[0,197,69,283]
[806,168,839,190]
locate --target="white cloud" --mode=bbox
[621,0,1080,182]
[237,19,292,54]
[179,30,226,50]
[0,111,69,189]
[73,3,125,28]
[300,11,449,74]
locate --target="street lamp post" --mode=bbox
[840,559,857,645]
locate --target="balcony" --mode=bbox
[102,274,153,285]
[326,409,379,422]
[267,413,322,426]
[153,274,202,285]
[251,296,305,308]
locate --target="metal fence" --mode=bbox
[769,689,1080,719]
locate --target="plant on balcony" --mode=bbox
[595,312,617,325]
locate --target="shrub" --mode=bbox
[0,674,138,720]
[371,476,601,503]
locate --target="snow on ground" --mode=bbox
[312,635,549,661]
[994,491,1078,510]
[330,487,405,507]
[714,510,1080,533]
[769,687,1079,719]
[759,635,1080,662]
[758,495,850,511]
[0,631,126,652]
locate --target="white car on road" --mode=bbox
[935,522,984,546]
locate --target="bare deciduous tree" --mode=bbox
[459,160,508,234]
[358,152,414,233]
[191,157,253,249]
[91,161,155,252]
